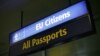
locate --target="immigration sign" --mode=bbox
[10,1,95,56]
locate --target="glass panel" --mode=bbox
[46,42,76,56]
[28,51,45,56]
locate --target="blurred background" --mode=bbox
[0,0,100,56]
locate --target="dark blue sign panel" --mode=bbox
[10,1,88,44]
[10,0,95,56]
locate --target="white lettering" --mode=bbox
[36,22,44,30]
[64,11,70,18]
[14,34,18,42]
[36,11,70,31]
[45,18,50,26]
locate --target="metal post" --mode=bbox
[21,10,23,28]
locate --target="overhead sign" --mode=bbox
[10,0,95,56]
[10,0,88,44]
